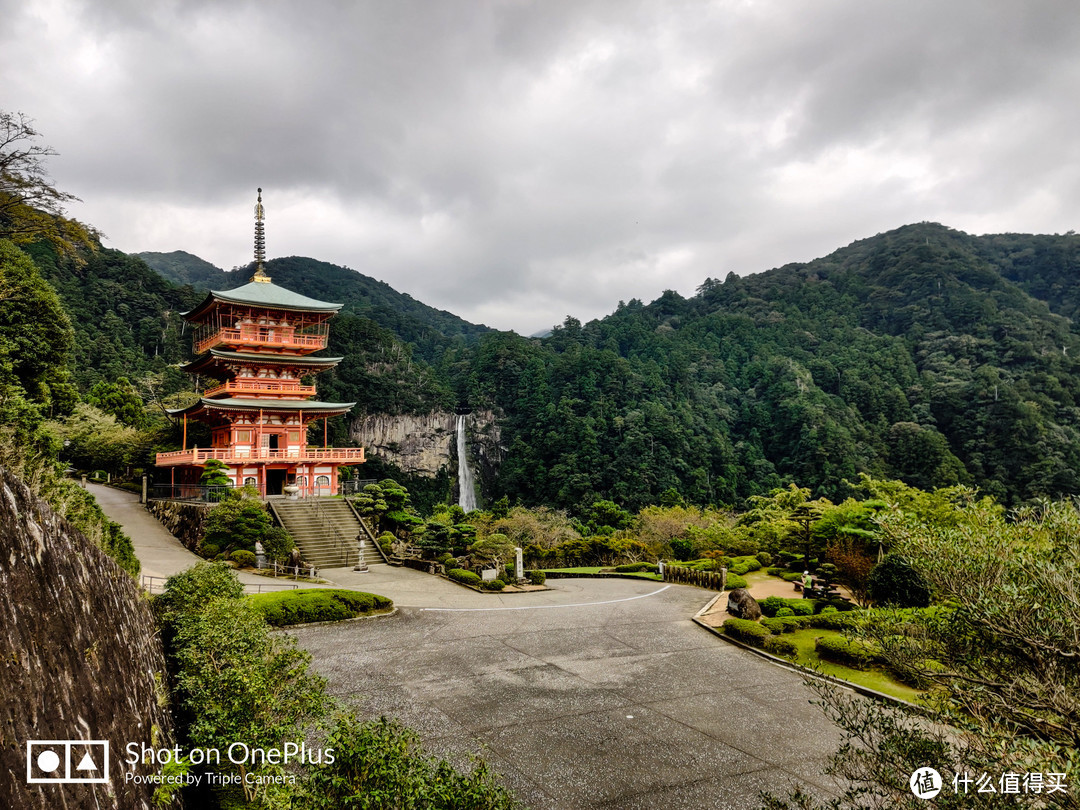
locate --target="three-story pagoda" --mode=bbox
[155,190,365,496]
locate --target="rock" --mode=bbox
[727,587,762,620]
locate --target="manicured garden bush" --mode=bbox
[198,542,221,559]
[760,596,815,617]
[815,635,877,670]
[482,579,506,591]
[528,570,546,586]
[729,555,762,575]
[761,615,812,634]
[755,551,773,567]
[230,549,256,567]
[809,608,855,630]
[448,568,483,587]
[764,635,798,658]
[248,589,393,627]
[722,617,770,648]
[722,573,748,590]
[775,607,794,617]
[781,571,803,582]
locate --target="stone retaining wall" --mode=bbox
[0,465,178,810]
[146,498,211,551]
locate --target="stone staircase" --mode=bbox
[269,498,384,570]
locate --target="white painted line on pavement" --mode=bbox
[420,585,672,612]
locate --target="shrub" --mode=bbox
[731,555,762,573]
[766,566,786,577]
[230,549,256,568]
[781,571,803,582]
[296,715,518,810]
[761,615,812,634]
[868,553,931,608]
[448,568,483,588]
[815,635,877,669]
[775,607,794,617]
[483,579,505,591]
[756,551,773,567]
[248,589,393,627]
[528,570,546,586]
[760,596,815,617]
[723,573,748,590]
[809,609,855,630]
[764,635,798,658]
[443,558,461,572]
[722,617,770,647]
[198,542,221,559]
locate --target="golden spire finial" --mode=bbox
[251,187,271,283]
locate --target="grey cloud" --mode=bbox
[2,0,1079,332]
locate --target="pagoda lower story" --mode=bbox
[156,397,365,498]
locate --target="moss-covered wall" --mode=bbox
[0,465,178,810]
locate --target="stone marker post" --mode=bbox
[141,475,148,504]
[515,547,524,582]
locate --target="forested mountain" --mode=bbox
[471,223,1080,509]
[22,221,1080,512]
[138,251,490,364]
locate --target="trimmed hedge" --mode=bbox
[483,579,506,591]
[809,609,855,630]
[815,635,877,669]
[722,617,770,648]
[230,549,256,568]
[448,569,483,587]
[527,570,546,586]
[764,635,798,658]
[760,596,815,617]
[723,573,748,590]
[761,615,812,634]
[248,589,393,627]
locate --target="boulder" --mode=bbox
[727,587,762,620]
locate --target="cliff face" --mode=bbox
[350,411,457,476]
[349,410,505,496]
[0,466,177,810]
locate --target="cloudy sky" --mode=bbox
[3,0,1079,333]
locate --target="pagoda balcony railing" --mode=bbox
[156,447,366,466]
[195,326,328,355]
[203,380,318,399]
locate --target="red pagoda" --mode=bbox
[155,190,365,497]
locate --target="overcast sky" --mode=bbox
[3,0,1079,334]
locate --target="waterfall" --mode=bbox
[456,414,477,512]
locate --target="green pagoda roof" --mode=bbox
[167,397,356,417]
[183,349,344,375]
[183,280,343,319]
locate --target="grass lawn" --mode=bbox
[784,627,924,703]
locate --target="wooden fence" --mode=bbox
[662,565,727,591]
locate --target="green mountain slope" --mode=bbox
[475,223,1080,509]
[137,251,490,362]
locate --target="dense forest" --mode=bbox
[468,223,1080,509]
[16,216,1080,514]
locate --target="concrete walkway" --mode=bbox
[88,484,526,605]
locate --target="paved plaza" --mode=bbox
[93,485,843,809]
[293,579,842,809]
